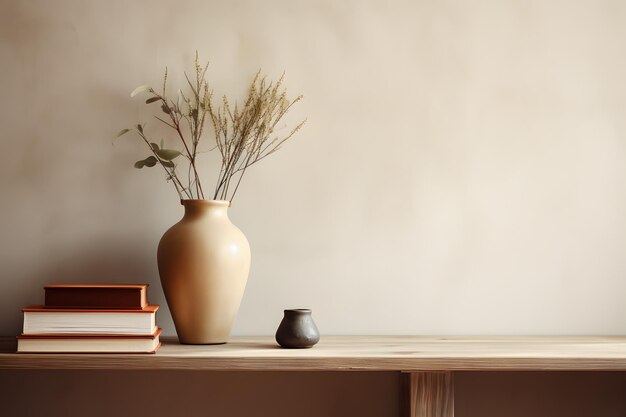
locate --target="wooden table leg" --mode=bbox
[401,372,454,417]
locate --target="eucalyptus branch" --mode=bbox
[155,95,203,199]
[132,126,190,200]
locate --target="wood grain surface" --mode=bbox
[2,336,626,371]
[406,372,454,417]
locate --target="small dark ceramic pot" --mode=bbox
[275,309,320,349]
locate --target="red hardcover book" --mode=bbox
[44,284,149,309]
[17,328,162,353]
[22,305,159,335]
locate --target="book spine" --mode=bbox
[44,288,147,309]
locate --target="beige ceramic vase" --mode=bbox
[157,200,251,344]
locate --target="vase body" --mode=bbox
[275,309,320,348]
[157,200,250,344]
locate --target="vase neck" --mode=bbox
[182,199,230,220]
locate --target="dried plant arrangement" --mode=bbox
[117,53,305,202]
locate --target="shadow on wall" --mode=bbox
[0,370,400,417]
[455,371,626,417]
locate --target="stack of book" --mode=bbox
[17,284,161,354]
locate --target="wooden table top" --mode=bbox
[2,336,626,371]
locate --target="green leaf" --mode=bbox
[145,97,160,104]
[150,142,160,151]
[116,128,130,138]
[130,84,153,97]
[161,160,175,168]
[156,149,182,160]
[137,124,143,134]
[134,156,158,169]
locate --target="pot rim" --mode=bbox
[284,308,312,314]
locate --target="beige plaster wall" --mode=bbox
[2,0,626,338]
